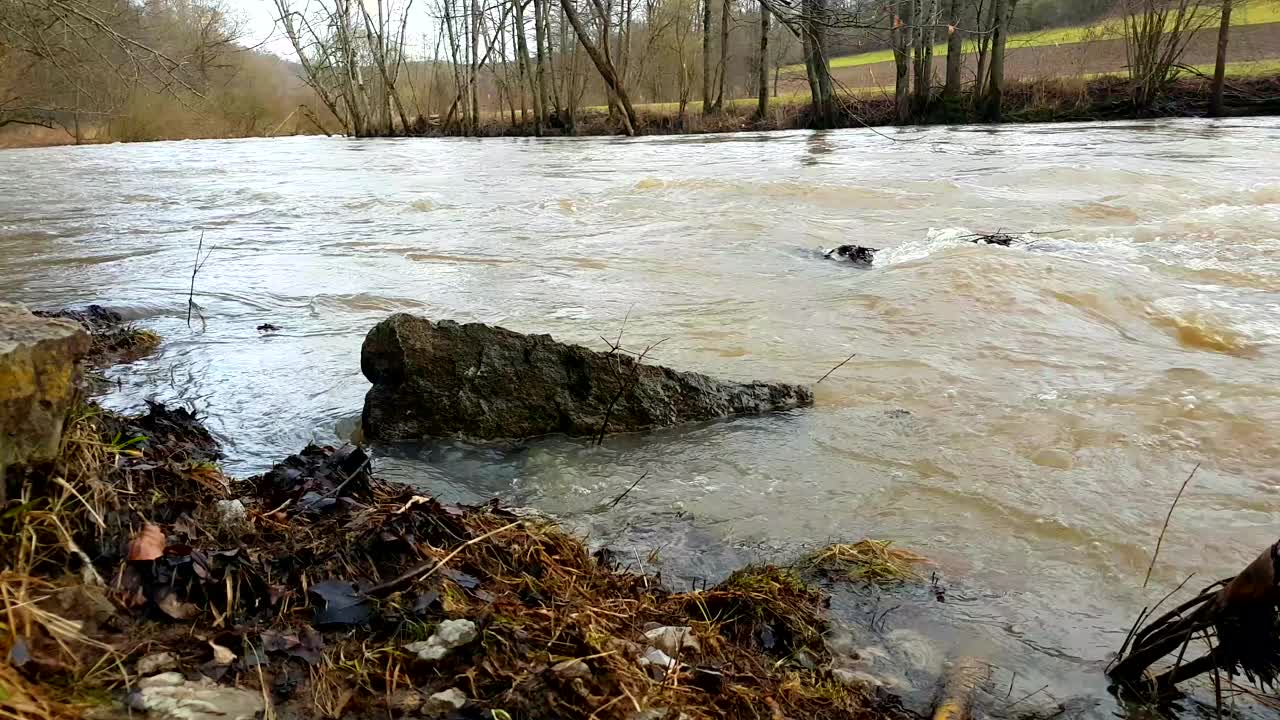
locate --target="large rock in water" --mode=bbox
[0,303,90,491]
[361,315,813,441]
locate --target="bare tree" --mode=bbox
[702,0,714,113]
[892,0,912,122]
[756,0,770,118]
[533,0,552,125]
[981,0,1012,121]
[274,0,416,136]
[558,0,639,134]
[1122,0,1218,111]
[1209,0,1234,116]
[912,0,937,111]
[0,0,214,131]
[942,0,964,102]
[713,0,731,111]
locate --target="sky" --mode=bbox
[225,0,296,58]
[224,0,442,61]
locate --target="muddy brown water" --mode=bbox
[3,119,1280,716]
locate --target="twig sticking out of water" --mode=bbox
[815,352,857,385]
[187,231,214,329]
[594,310,669,446]
[1144,463,1201,588]
[606,472,647,509]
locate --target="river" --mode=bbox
[3,119,1279,715]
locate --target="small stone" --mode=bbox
[387,688,424,714]
[403,619,478,661]
[552,658,592,679]
[793,649,818,671]
[137,652,179,676]
[423,688,467,716]
[138,672,187,688]
[214,500,249,530]
[434,619,478,647]
[127,676,265,720]
[641,626,700,657]
[833,668,883,690]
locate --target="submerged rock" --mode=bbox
[0,302,90,492]
[824,244,880,266]
[360,315,814,441]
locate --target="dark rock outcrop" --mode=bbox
[360,315,813,441]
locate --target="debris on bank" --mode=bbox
[33,304,161,366]
[800,540,928,585]
[1108,537,1280,702]
[0,395,919,720]
[361,314,814,442]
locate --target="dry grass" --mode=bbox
[1,403,908,720]
[800,540,928,585]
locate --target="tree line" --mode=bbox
[0,0,1256,142]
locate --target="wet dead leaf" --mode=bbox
[309,579,371,626]
[128,522,166,561]
[156,590,200,620]
[208,640,236,666]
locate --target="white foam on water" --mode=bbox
[873,227,984,267]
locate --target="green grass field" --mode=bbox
[802,0,1280,71]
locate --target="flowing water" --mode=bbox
[3,119,1280,715]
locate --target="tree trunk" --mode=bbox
[893,0,912,123]
[470,0,482,133]
[913,0,936,111]
[714,0,730,111]
[516,0,541,133]
[702,0,714,114]
[801,29,819,105]
[809,0,835,127]
[534,0,551,127]
[972,0,991,103]
[557,0,638,134]
[983,0,1008,121]
[943,0,963,100]
[756,2,769,119]
[1209,0,1232,117]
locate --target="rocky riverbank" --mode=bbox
[0,305,926,720]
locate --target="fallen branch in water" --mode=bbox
[816,352,857,384]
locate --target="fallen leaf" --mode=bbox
[128,523,166,561]
[208,640,236,666]
[308,579,372,627]
[440,568,480,590]
[156,590,200,620]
